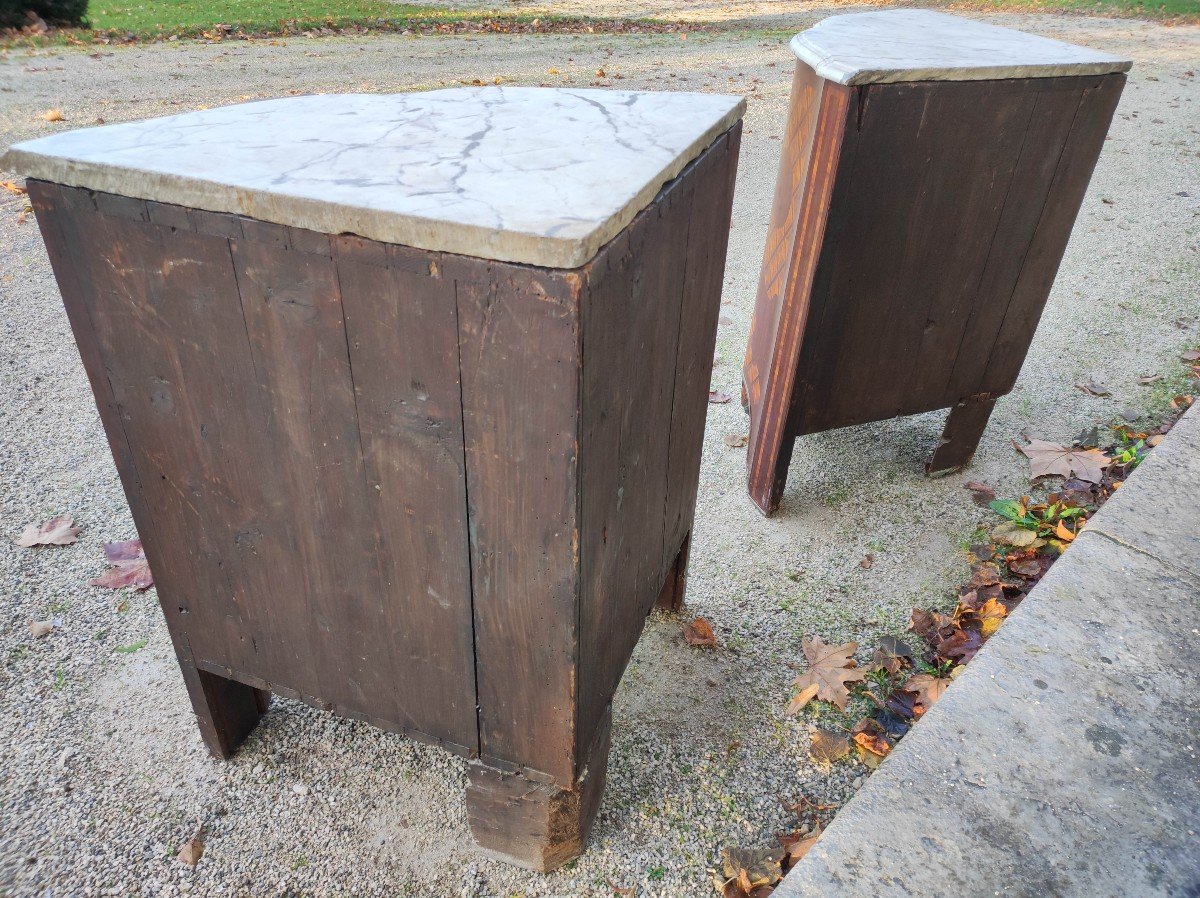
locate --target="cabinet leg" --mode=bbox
[747,434,793,517]
[180,663,269,760]
[466,709,611,872]
[655,533,691,613]
[927,394,999,475]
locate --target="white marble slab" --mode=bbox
[791,10,1131,86]
[2,88,745,268]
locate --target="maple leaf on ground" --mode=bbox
[936,627,983,663]
[709,389,732,404]
[963,481,996,505]
[720,846,783,892]
[851,718,892,769]
[684,617,718,648]
[978,598,1008,639]
[778,825,822,871]
[1020,440,1110,484]
[16,516,81,547]
[905,673,952,712]
[787,636,865,713]
[870,635,912,676]
[723,434,748,448]
[967,562,1001,589]
[91,539,154,590]
[809,728,850,764]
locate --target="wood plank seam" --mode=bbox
[973,84,1089,389]
[937,86,1045,396]
[452,275,487,762]
[747,83,851,507]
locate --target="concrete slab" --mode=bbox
[776,406,1200,898]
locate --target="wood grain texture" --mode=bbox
[744,66,1125,515]
[27,128,742,860]
[576,127,741,764]
[744,66,854,515]
[456,262,583,786]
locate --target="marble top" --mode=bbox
[791,10,1132,86]
[2,88,745,268]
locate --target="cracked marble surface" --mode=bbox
[2,87,745,268]
[791,10,1132,86]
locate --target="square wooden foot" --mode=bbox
[927,394,999,475]
[182,664,270,760]
[466,710,611,872]
[655,534,691,613]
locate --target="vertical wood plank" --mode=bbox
[457,266,581,786]
[335,242,479,745]
[661,126,742,569]
[230,239,388,715]
[744,67,855,514]
[979,73,1126,393]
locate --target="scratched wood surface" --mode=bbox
[743,65,1125,515]
[576,126,741,763]
[28,127,741,799]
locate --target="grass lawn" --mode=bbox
[981,0,1200,18]
[87,0,456,34]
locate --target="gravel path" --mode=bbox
[1,10,1198,897]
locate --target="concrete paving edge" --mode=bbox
[775,403,1200,898]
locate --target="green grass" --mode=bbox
[984,0,1200,18]
[88,0,456,35]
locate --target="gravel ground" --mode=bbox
[1,9,1198,897]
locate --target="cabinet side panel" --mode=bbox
[976,73,1126,394]
[458,268,581,786]
[744,69,854,512]
[661,126,742,569]
[576,132,739,772]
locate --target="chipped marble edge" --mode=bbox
[789,34,1132,86]
[2,97,746,270]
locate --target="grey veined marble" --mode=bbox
[791,10,1132,86]
[2,87,745,268]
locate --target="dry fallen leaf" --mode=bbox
[723,434,748,448]
[858,553,874,570]
[28,620,54,638]
[709,389,732,404]
[778,825,821,869]
[721,846,783,892]
[1020,440,1110,484]
[604,877,634,897]
[963,481,996,506]
[1182,350,1200,362]
[977,598,1008,639]
[1139,373,1164,385]
[905,673,952,710]
[808,728,850,764]
[41,108,65,122]
[1,180,27,195]
[16,516,81,548]
[1075,379,1111,397]
[787,636,866,712]
[684,617,718,648]
[177,836,204,866]
[91,539,154,590]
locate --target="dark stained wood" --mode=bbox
[743,65,1126,514]
[456,263,582,787]
[576,127,741,763]
[927,393,1000,474]
[744,69,854,515]
[27,124,742,870]
[334,238,479,743]
[466,709,611,872]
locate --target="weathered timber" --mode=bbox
[26,123,741,868]
[743,63,1125,515]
